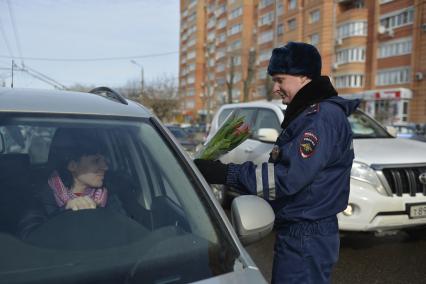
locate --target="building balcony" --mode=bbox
[336,7,367,23]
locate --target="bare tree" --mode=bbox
[67,83,96,92]
[243,49,256,102]
[265,76,274,101]
[226,54,236,104]
[136,75,179,122]
[118,79,141,100]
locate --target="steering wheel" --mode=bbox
[26,208,148,250]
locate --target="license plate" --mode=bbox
[409,204,426,218]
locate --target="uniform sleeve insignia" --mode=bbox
[299,131,319,158]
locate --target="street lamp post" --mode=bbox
[130,60,144,97]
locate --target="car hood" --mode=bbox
[353,138,426,165]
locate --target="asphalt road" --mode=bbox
[245,229,426,284]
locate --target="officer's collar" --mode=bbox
[281,76,337,129]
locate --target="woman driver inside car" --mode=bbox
[17,129,127,239]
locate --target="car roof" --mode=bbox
[0,87,152,118]
[219,99,286,111]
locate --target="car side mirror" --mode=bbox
[257,128,279,143]
[385,126,397,137]
[231,195,275,245]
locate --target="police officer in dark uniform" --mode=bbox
[194,42,360,283]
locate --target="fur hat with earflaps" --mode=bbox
[267,42,322,79]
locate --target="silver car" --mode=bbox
[0,87,273,284]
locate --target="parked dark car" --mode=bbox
[392,123,426,142]
[166,125,199,153]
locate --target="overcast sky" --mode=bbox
[0,0,179,89]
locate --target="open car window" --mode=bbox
[0,115,238,284]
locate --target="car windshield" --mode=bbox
[0,114,239,284]
[348,110,392,139]
[278,109,392,139]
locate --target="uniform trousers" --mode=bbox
[271,216,339,284]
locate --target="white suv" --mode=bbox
[208,100,426,234]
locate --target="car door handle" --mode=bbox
[244,147,253,153]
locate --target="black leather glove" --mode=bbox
[193,159,228,184]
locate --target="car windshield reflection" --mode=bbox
[348,110,391,139]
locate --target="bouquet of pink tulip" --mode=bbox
[195,113,251,160]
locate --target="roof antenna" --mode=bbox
[11,60,14,88]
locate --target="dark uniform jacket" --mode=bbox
[226,77,359,224]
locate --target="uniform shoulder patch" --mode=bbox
[299,131,319,158]
[306,103,320,115]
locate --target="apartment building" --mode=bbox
[179,0,426,124]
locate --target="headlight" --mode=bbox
[351,162,387,195]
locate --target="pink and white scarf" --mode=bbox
[48,170,108,208]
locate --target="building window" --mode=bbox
[277,3,284,15]
[352,0,365,8]
[258,30,274,44]
[336,47,366,64]
[187,37,196,47]
[258,49,271,63]
[309,34,319,46]
[207,18,216,29]
[229,72,241,83]
[258,69,267,79]
[217,33,227,44]
[277,23,284,36]
[188,26,197,35]
[215,48,226,60]
[207,31,215,42]
[217,19,227,29]
[188,63,195,71]
[258,11,274,26]
[216,64,225,73]
[229,6,243,20]
[288,18,296,30]
[187,51,196,60]
[257,86,267,97]
[186,88,195,97]
[187,76,195,84]
[231,89,241,101]
[378,37,412,58]
[185,99,195,109]
[231,56,241,66]
[337,21,367,39]
[288,0,297,10]
[215,4,226,17]
[334,74,364,88]
[228,39,241,52]
[259,0,274,9]
[187,12,196,23]
[379,0,394,4]
[207,3,215,13]
[228,23,242,36]
[207,72,215,80]
[380,7,414,30]
[216,77,226,85]
[309,9,320,24]
[376,67,411,86]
